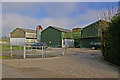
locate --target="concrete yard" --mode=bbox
[2,48,118,78]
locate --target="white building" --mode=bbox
[10,28,37,45]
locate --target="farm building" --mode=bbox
[73,20,108,48]
[41,26,74,48]
[10,28,37,45]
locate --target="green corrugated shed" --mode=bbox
[73,20,107,48]
[72,28,82,38]
[41,26,72,47]
[82,21,102,38]
[62,32,73,39]
[74,38,101,48]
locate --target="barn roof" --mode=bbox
[18,28,36,33]
[10,28,36,33]
[50,26,72,32]
[82,19,108,29]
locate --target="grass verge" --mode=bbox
[0,56,12,59]
[0,45,31,51]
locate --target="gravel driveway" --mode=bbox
[2,48,118,78]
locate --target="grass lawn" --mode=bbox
[0,45,31,51]
[0,56,12,59]
[0,45,10,51]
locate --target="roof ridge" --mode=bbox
[18,28,35,31]
[17,28,36,33]
[82,19,107,29]
[50,26,72,32]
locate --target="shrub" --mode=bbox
[103,15,120,66]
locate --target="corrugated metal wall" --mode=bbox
[82,24,99,38]
[73,28,82,38]
[81,38,101,48]
[11,28,25,38]
[61,32,73,39]
[73,21,102,48]
[41,27,62,47]
[74,38,101,48]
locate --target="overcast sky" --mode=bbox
[2,1,119,36]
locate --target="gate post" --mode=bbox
[10,43,12,58]
[42,46,44,58]
[62,45,65,55]
[23,44,26,59]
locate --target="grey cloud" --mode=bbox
[43,2,89,17]
[2,9,100,36]
[2,13,39,36]
[2,2,89,17]
[40,9,99,29]
[2,2,101,37]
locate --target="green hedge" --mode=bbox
[102,15,120,66]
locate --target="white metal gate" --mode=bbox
[8,43,67,59]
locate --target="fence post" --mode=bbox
[20,45,21,50]
[62,45,65,55]
[31,46,32,54]
[23,44,26,59]
[10,43,12,58]
[44,47,46,58]
[42,46,44,58]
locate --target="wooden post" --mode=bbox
[23,45,26,59]
[10,44,12,58]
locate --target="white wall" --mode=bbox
[10,38,25,45]
[26,32,36,38]
[25,39,37,44]
[62,39,74,48]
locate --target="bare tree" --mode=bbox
[96,4,118,31]
[94,4,118,54]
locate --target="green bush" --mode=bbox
[102,15,120,66]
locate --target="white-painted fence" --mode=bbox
[2,42,67,59]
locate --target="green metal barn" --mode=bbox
[73,20,108,48]
[41,26,73,48]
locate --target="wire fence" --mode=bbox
[1,42,67,59]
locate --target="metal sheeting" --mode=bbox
[41,27,62,47]
[72,28,82,39]
[61,32,73,39]
[74,38,101,48]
